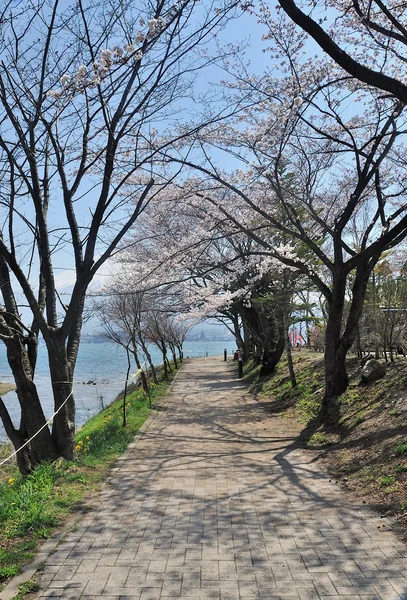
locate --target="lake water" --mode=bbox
[0,340,236,441]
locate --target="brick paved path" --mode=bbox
[35,357,406,600]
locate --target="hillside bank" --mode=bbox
[244,350,407,541]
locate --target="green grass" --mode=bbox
[307,432,328,446]
[0,566,18,579]
[0,370,175,590]
[0,463,58,538]
[294,385,322,423]
[379,475,395,487]
[390,409,400,416]
[338,388,362,408]
[13,577,40,599]
[0,539,37,590]
[243,356,323,424]
[395,441,407,456]
[0,443,17,486]
[351,414,364,427]
[242,360,262,384]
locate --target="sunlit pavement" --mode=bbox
[34,357,407,599]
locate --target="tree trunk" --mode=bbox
[169,343,178,369]
[323,262,374,426]
[240,304,278,370]
[6,339,58,468]
[46,335,77,461]
[323,341,347,424]
[0,397,32,474]
[323,269,349,424]
[122,348,131,427]
[260,321,286,376]
[138,335,158,384]
[285,326,297,388]
[242,320,251,361]
[161,347,168,378]
[176,343,183,364]
[232,315,245,359]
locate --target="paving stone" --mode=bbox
[31,358,407,600]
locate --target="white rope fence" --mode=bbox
[131,363,146,382]
[0,361,152,468]
[0,385,74,468]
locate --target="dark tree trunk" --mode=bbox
[260,321,286,376]
[253,342,262,364]
[241,320,251,361]
[169,343,178,369]
[323,341,348,425]
[46,334,76,461]
[285,325,297,388]
[323,271,349,425]
[0,397,32,474]
[160,344,168,379]
[5,339,58,467]
[122,348,131,427]
[138,334,158,384]
[176,343,183,364]
[231,315,245,359]
[240,302,283,373]
[322,262,374,426]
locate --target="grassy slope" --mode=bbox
[244,350,407,540]
[0,368,177,593]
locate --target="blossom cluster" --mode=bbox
[46,12,171,99]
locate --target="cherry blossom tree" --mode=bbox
[0,0,239,472]
[144,310,181,377]
[110,184,300,375]
[95,292,155,392]
[158,36,407,423]
[272,0,407,103]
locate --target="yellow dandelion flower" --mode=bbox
[8,477,15,486]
